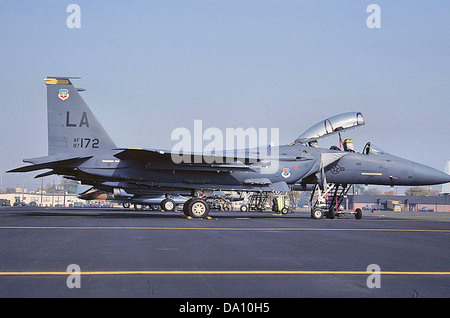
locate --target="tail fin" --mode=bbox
[45,77,116,155]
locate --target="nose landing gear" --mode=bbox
[310,183,362,219]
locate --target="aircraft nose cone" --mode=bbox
[412,163,450,185]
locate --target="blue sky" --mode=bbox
[0,1,449,191]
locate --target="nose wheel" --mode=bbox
[311,207,325,219]
[310,183,361,219]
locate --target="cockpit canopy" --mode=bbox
[295,112,365,144]
[362,142,388,155]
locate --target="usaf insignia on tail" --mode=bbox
[58,88,69,101]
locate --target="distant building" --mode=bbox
[0,189,85,207]
[352,194,450,212]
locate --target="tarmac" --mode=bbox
[1,206,450,300]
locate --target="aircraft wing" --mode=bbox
[113,148,260,171]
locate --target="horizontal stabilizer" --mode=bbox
[8,155,92,173]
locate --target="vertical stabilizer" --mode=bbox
[45,77,116,155]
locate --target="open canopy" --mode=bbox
[295,112,365,144]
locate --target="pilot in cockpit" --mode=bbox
[343,139,355,153]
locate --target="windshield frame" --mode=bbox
[362,142,388,155]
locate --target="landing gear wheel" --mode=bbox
[328,207,336,219]
[123,202,130,209]
[183,199,193,216]
[186,198,209,218]
[240,204,248,212]
[311,208,324,219]
[134,204,144,211]
[355,208,362,220]
[160,198,176,211]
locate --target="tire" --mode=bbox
[134,203,144,211]
[355,208,362,219]
[311,208,324,219]
[160,198,176,212]
[281,207,289,215]
[187,198,209,218]
[183,199,193,216]
[328,207,336,219]
[240,204,248,212]
[123,202,130,209]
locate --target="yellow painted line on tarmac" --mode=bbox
[0,226,450,233]
[0,270,450,276]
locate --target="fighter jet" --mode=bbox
[8,77,450,218]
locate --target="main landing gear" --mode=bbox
[183,198,210,218]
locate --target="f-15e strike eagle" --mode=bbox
[8,77,450,218]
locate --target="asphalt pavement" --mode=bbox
[1,207,450,302]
